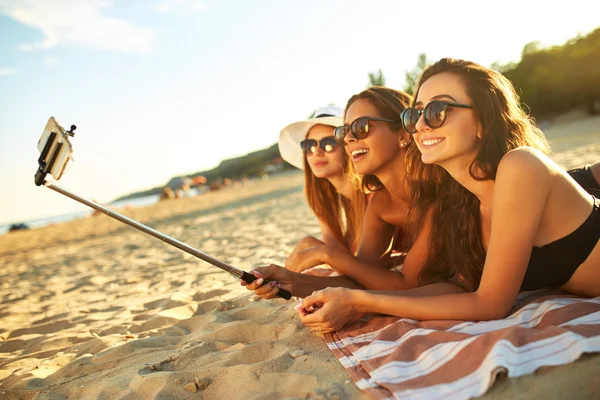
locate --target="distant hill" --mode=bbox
[112,143,295,202]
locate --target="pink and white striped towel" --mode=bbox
[325,290,600,400]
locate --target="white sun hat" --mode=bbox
[278,105,344,170]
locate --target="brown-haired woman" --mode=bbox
[277,106,367,275]
[243,87,452,298]
[299,58,600,333]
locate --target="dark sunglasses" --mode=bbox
[300,136,339,155]
[333,116,398,142]
[400,100,472,134]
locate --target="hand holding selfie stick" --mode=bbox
[34,117,291,300]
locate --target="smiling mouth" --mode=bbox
[351,149,369,162]
[421,138,444,147]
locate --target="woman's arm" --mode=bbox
[283,193,397,273]
[300,283,467,332]
[288,192,434,290]
[292,194,418,290]
[325,197,435,290]
[319,220,347,250]
[284,218,349,273]
[355,192,398,264]
[284,235,325,272]
[241,264,363,299]
[284,221,349,273]
[302,149,553,323]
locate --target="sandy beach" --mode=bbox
[1,116,600,399]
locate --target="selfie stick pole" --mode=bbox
[34,121,291,300]
[41,182,291,300]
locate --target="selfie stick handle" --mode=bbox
[44,182,292,300]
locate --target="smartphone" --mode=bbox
[35,117,74,186]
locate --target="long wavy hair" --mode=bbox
[303,127,367,254]
[343,87,413,192]
[405,58,551,290]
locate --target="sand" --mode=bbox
[1,117,599,399]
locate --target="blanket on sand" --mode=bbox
[325,290,600,400]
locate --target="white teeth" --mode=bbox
[351,149,369,156]
[422,138,443,146]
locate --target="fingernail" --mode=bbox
[257,278,264,285]
[270,281,277,286]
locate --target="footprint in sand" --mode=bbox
[191,289,229,302]
[8,320,75,339]
[227,304,280,321]
[198,320,296,343]
[225,342,290,365]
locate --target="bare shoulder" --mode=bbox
[493,147,558,210]
[497,147,554,182]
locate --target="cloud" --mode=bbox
[0,67,17,76]
[44,56,60,67]
[154,0,209,13]
[0,0,154,54]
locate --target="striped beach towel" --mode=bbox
[325,290,600,400]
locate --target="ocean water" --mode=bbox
[0,193,161,236]
[0,172,294,236]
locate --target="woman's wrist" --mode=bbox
[318,243,330,262]
[308,244,328,267]
[350,289,369,314]
[321,244,342,269]
[289,271,300,297]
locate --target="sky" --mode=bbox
[0,0,598,225]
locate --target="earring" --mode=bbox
[399,141,407,148]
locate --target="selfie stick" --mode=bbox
[34,122,291,300]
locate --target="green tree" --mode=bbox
[403,53,429,95]
[367,69,386,87]
[521,41,541,57]
[502,27,600,118]
[490,60,516,73]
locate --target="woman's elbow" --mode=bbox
[383,273,412,290]
[475,293,514,320]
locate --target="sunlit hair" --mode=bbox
[303,125,367,254]
[405,58,551,290]
[343,87,413,192]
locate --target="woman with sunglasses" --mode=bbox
[243,88,463,299]
[277,106,367,275]
[297,58,600,333]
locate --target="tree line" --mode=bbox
[368,26,600,119]
[501,27,600,118]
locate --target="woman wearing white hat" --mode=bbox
[278,106,368,275]
[243,87,436,298]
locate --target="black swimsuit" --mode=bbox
[521,196,600,290]
[520,166,600,291]
[567,165,600,195]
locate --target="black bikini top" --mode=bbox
[521,196,600,291]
